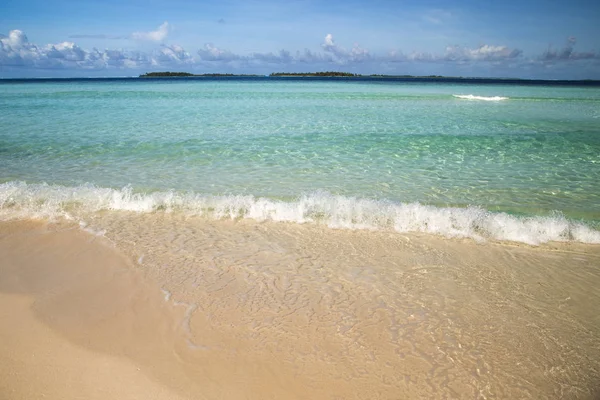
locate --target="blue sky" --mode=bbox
[1,0,599,78]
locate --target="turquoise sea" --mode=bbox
[1,77,599,244]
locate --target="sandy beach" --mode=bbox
[1,216,599,399]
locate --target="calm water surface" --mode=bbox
[1,78,599,243]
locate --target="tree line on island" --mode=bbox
[140,72,261,77]
[139,71,361,77]
[139,71,448,78]
[269,71,360,77]
[270,72,446,78]
[137,72,599,84]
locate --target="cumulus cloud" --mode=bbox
[0,29,525,73]
[443,44,522,62]
[153,44,194,65]
[45,41,87,62]
[195,41,336,66]
[197,44,301,65]
[0,30,93,69]
[321,33,345,58]
[540,37,599,62]
[0,30,38,66]
[196,44,334,66]
[197,43,243,62]
[0,29,192,70]
[131,22,170,42]
[321,33,370,63]
[384,44,522,63]
[3,28,598,76]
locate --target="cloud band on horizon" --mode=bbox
[1,28,599,77]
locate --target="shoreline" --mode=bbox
[1,216,600,398]
[2,181,599,246]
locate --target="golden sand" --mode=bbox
[1,215,599,399]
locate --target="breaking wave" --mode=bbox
[453,94,509,101]
[1,181,599,245]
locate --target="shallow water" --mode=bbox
[1,78,600,244]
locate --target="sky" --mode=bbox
[1,0,600,79]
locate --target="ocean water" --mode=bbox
[1,78,600,244]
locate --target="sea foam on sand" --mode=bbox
[1,181,599,245]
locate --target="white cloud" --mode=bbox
[384,44,522,64]
[2,28,597,77]
[154,44,194,64]
[197,43,243,62]
[443,44,522,62]
[131,22,170,42]
[2,29,28,48]
[46,42,87,62]
[321,33,342,56]
[0,29,193,70]
[349,43,370,62]
[195,36,354,66]
[0,29,526,73]
[321,34,370,63]
[0,30,40,66]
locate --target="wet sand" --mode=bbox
[1,216,600,399]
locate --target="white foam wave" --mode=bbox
[1,181,599,245]
[453,94,509,101]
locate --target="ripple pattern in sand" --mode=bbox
[92,212,600,399]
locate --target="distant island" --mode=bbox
[140,71,443,78]
[141,71,506,79]
[135,72,600,86]
[270,72,449,78]
[270,72,360,77]
[140,72,262,78]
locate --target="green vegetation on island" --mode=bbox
[369,74,445,78]
[272,72,455,78]
[136,72,600,85]
[270,73,527,80]
[270,71,360,77]
[140,72,196,77]
[139,72,262,78]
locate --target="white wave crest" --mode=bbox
[1,181,599,245]
[453,94,509,101]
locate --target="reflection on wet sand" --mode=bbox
[1,215,599,399]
